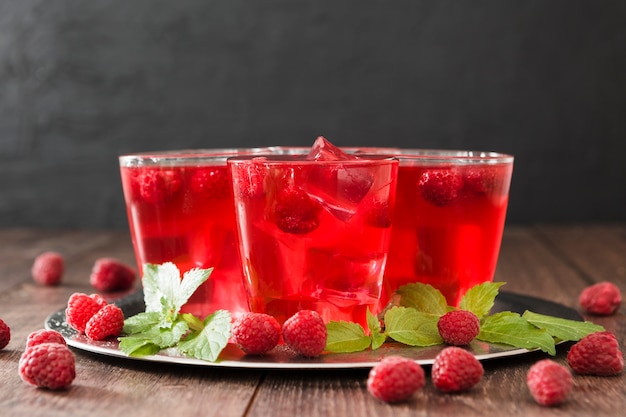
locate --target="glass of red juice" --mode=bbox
[372,149,514,310]
[227,141,399,327]
[119,149,266,320]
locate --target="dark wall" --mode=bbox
[1,0,625,229]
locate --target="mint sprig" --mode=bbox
[118,263,231,362]
[325,282,604,355]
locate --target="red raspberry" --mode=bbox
[26,329,66,347]
[432,347,484,392]
[31,251,64,286]
[138,168,182,204]
[19,343,76,390]
[579,281,622,315]
[526,359,573,406]
[437,310,480,346]
[190,167,232,200]
[65,292,104,333]
[89,293,109,309]
[365,199,392,228]
[85,304,125,341]
[282,310,327,357]
[0,318,10,349]
[89,258,137,292]
[567,331,624,376]
[417,168,463,207]
[273,187,322,234]
[367,356,425,402]
[232,313,282,355]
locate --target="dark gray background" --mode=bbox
[1,0,625,229]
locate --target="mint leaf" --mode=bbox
[522,310,604,341]
[178,310,231,362]
[459,281,505,318]
[118,336,161,357]
[326,321,371,353]
[366,309,386,350]
[395,283,448,316]
[384,306,443,346]
[478,312,556,355]
[119,320,189,356]
[122,311,161,334]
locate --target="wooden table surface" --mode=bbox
[0,225,624,417]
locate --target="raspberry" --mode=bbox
[190,167,232,200]
[579,281,622,315]
[526,359,573,406]
[567,331,624,376]
[0,318,10,349]
[282,310,327,357]
[232,313,282,355]
[31,251,64,286]
[437,310,480,346]
[138,168,182,204]
[367,356,425,402]
[273,187,322,234]
[417,168,463,207]
[432,347,484,392]
[65,292,105,333]
[19,343,76,390]
[85,304,125,341]
[365,199,392,228]
[26,329,66,347]
[89,293,109,309]
[89,258,137,292]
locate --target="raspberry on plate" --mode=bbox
[526,359,573,406]
[432,347,484,392]
[26,329,66,347]
[85,304,125,341]
[89,258,137,292]
[65,292,105,333]
[19,343,76,390]
[437,310,480,346]
[579,281,622,315]
[273,187,322,234]
[31,251,65,286]
[567,331,624,376]
[0,318,10,349]
[282,310,327,357]
[232,312,281,355]
[367,356,425,403]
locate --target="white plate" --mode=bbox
[45,291,580,369]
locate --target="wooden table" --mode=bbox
[0,225,624,416]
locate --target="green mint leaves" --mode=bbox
[325,282,604,355]
[118,263,231,362]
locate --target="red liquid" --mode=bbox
[230,157,398,327]
[379,162,513,309]
[119,163,249,319]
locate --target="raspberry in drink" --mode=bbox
[119,150,260,319]
[378,151,513,309]
[228,139,398,327]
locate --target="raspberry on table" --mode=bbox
[89,258,137,292]
[26,329,66,347]
[367,356,425,403]
[232,312,282,355]
[31,251,65,286]
[432,346,484,393]
[282,310,327,357]
[19,343,76,389]
[437,310,480,346]
[579,281,622,315]
[85,304,125,341]
[65,292,105,333]
[526,359,573,406]
[0,318,10,349]
[567,331,624,376]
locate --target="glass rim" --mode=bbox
[118,148,272,166]
[226,154,399,166]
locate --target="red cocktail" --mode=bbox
[228,140,398,327]
[119,149,262,319]
[377,150,514,309]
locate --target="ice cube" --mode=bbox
[306,136,359,161]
